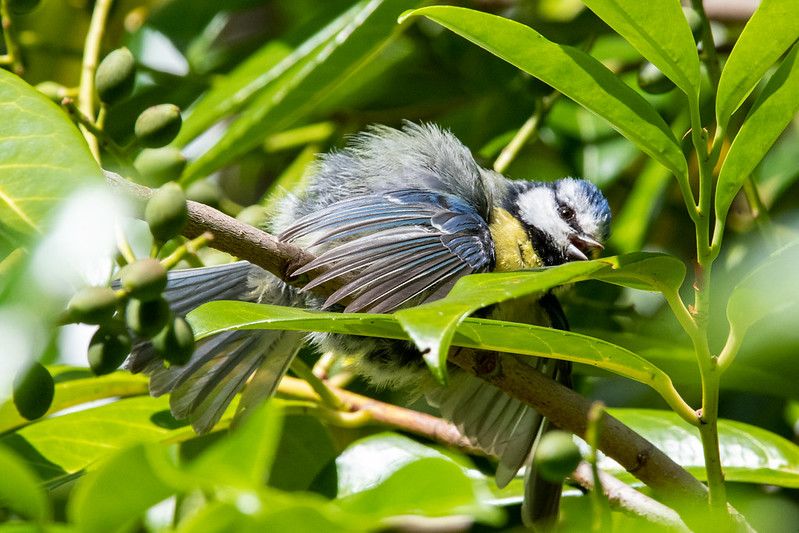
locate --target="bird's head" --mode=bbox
[507,178,611,267]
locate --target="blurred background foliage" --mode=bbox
[2,0,799,531]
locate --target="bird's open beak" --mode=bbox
[566,234,604,261]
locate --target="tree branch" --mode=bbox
[106,171,752,530]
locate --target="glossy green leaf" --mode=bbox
[269,414,338,492]
[187,298,682,410]
[395,253,683,383]
[607,409,799,488]
[175,41,293,145]
[581,0,700,99]
[716,0,799,128]
[716,43,799,228]
[335,434,502,524]
[0,395,177,484]
[727,240,799,338]
[0,70,102,247]
[187,401,282,488]
[0,443,50,521]
[400,6,686,177]
[68,444,174,533]
[0,368,149,434]
[182,0,420,183]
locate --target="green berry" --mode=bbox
[236,205,268,228]
[135,104,182,148]
[12,362,54,420]
[152,316,195,365]
[67,286,118,325]
[8,0,41,15]
[88,322,132,376]
[120,258,168,301]
[95,48,137,105]
[533,430,582,482]
[186,180,222,209]
[126,297,171,338]
[145,182,188,242]
[637,61,676,95]
[134,147,187,187]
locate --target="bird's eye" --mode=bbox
[558,205,575,221]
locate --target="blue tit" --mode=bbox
[126,122,611,530]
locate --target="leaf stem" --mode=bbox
[690,0,722,90]
[289,357,343,410]
[77,0,114,161]
[493,91,560,174]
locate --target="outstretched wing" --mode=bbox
[279,189,496,313]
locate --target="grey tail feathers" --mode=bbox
[125,261,304,434]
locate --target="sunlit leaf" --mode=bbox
[0,443,51,521]
[395,253,683,383]
[187,296,682,408]
[607,409,799,488]
[581,0,700,99]
[0,70,102,248]
[0,368,149,434]
[716,43,799,229]
[181,0,421,183]
[335,433,503,525]
[68,444,174,533]
[727,240,799,339]
[0,396,177,484]
[716,0,799,128]
[399,6,687,177]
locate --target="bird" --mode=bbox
[126,121,611,530]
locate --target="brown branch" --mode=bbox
[571,462,690,532]
[106,171,752,530]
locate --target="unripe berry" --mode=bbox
[134,147,187,187]
[152,316,195,365]
[13,362,54,420]
[88,321,132,376]
[96,48,137,105]
[145,182,188,242]
[533,430,582,482]
[135,104,182,148]
[67,286,118,325]
[120,258,168,301]
[126,297,171,338]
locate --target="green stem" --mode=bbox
[289,357,343,410]
[493,91,560,174]
[62,99,139,177]
[690,0,722,90]
[78,0,115,161]
[160,232,214,269]
[0,0,24,75]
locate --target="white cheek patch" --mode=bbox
[515,187,570,241]
[556,179,602,238]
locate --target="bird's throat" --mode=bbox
[489,207,544,271]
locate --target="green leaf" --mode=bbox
[335,433,502,525]
[0,395,177,484]
[181,0,421,183]
[0,70,102,246]
[716,43,799,227]
[400,6,686,177]
[716,0,799,128]
[727,240,799,338]
[187,296,682,409]
[187,401,283,488]
[0,443,51,521]
[607,409,799,488]
[395,253,682,383]
[268,414,338,492]
[581,0,700,99]
[0,368,149,434]
[68,444,174,533]
[175,41,293,145]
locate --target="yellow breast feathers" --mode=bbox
[488,207,544,272]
